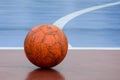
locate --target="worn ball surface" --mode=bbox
[24,24,68,68]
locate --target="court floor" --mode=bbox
[0,0,120,47]
[0,49,120,80]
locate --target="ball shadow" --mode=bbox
[26,68,65,80]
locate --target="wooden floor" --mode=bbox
[0,49,120,80]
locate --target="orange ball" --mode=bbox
[24,24,68,68]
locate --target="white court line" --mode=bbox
[0,47,120,50]
[53,1,120,48]
[0,47,24,50]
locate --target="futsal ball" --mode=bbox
[24,24,68,68]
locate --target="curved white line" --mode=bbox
[53,1,120,48]
[53,1,120,29]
